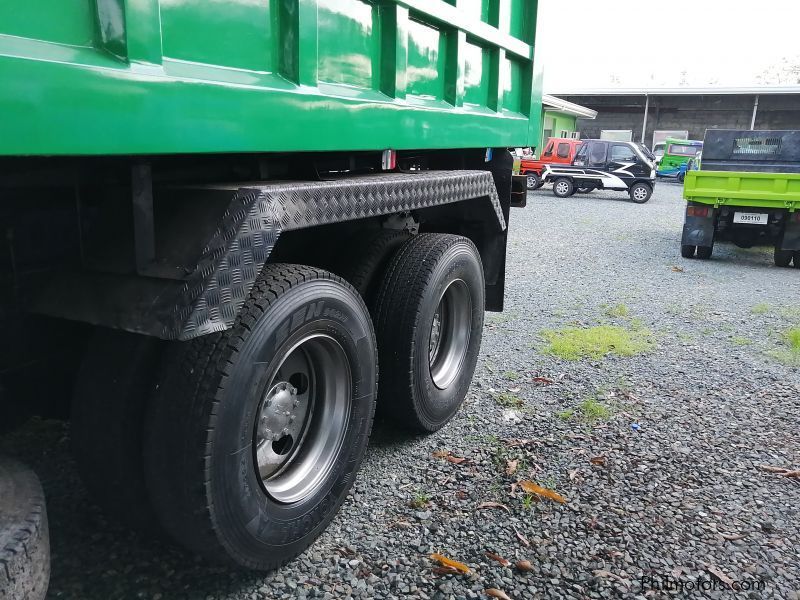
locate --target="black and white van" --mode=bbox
[542,139,657,203]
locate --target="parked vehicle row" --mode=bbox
[522,138,657,203]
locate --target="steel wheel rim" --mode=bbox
[634,186,647,200]
[527,175,537,188]
[429,279,471,390]
[253,334,351,504]
[556,182,569,195]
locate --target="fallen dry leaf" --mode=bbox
[455,490,469,500]
[515,560,533,572]
[432,566,461,576]
[445,455,467,465]
[758,464,788,473]
[720,533,746,541]
[706,565,734,587]
[505,460,519,475]
[485,551,511,567]
[507,386,521,393]
[758,464,800,477]
[513,528,530,547]
[432,450,450,458]
[589,456,607,466]
[486,588,512,600]
[519,480,567,504]
[671,265,684,272]
[477,501,510,513]
[430,553,471,575]
[532,376,554,385]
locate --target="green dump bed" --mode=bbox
[0,0,541,156]
[684,170,800,211]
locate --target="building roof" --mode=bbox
[547,86,800,97]
[542,94,598,119]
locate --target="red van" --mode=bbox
[520,137,583,189]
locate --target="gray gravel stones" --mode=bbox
[2,182,799,599]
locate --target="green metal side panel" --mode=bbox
[684,171,800,211]
[0,0,542,157]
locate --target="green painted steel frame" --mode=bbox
[0,0,542,157]
[684,170,800,211]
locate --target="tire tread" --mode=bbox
[144,264,376,570]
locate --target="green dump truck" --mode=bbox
[0,0,542,584]
[681,130,800,266]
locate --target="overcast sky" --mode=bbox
[538,0,800,92]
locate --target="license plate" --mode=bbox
[733,212,768,225]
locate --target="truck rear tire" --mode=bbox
[775,247,793,268]
[629,182,653,204]
[143,265,377,570]
[373,234,484,432]
[681,244,696,259]
[0,458,50,600]
[71,329,163,533]
[336,229,411,307]
[552,178,574,198]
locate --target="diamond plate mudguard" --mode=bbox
[175,170,503,339]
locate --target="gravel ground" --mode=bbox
[2,181,799,600]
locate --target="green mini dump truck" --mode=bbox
[0,0,542,580]
[681,130,800,266]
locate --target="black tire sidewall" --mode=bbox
[553,178,573,198]
[209,281,376,563]
[630,183,652,203]
[410,243,484,430]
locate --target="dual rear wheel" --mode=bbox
[72,233,484,569]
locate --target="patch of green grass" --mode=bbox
[603,303,630,318]
[578,398,613,422]
[558,397,614,424]
[541,325,653,360]
[521,494,535,511]
[409,491,430,509]
[493,392,524,408]
[751,303,771,315]
[787,327,800,350]
[766,327,800,366]
[730,336,752,346]
[557,408,575,421]
[503,370,520,381]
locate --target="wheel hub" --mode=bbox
[252,334,351,504]
[428,279,471,390]
[429,309,443,363]
[258,382,303,456]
